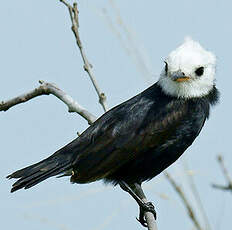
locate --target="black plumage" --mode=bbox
[7,83,219,192]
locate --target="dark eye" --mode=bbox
[195,67,204,76]
[164,61,168,73]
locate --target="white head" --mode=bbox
[158,37,216,98]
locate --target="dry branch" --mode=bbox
[164,172,203,230]
[212,155,232,192]
[183,161,211,230]
[141,197,158,230]
[60,0,108,112]
[0,80,96,125]
[108,0,153,85]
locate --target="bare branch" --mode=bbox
[212,155,232,192]
[164,172,203,230]
[141,197,158,230]
[60,0,108,112]
[183,161,211,230]
[108,0,153,85]
[0,81,97,125]
[212,184,232,191]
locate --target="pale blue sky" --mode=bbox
[1,1,231,230]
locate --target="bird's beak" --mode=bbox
[171,71,190,82]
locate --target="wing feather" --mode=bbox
[71,90,188,183]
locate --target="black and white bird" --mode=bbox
[7,37,219,226]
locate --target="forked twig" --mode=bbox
[0,80,96,125]
[60,0,108,112]
[212,155,232,192]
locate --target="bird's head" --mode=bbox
[158,37,216,98]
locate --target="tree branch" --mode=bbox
[182,161,211,230]
[0,80,97,125]
[212,155,232,192]
[164,172,203,230]
[142,197,158,230]
[60,0,108,112]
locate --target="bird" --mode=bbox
[7,37,219,226]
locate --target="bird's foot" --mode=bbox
[136,202,156,227]
[119,182,156,227]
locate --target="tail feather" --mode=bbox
[10,162,71,192]
[7,146,75,192]
[23,165,69,190]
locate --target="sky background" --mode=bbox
[1,0,231,230]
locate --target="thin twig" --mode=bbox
[212,155,232,192]
[108,0,153,85]
[60,0,108,112]
[183,160,211,230]
[0,80,97,125]
[164,172,203,230]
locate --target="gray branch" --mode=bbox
[212,155,232,192]
[60,0,108,112]
[164,172,203,230]
[142,197,158,230]
[0,80,97,125]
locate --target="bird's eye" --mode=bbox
[195,67,204,76]
[164,62,168,73]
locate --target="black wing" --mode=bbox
[71,85,188,183]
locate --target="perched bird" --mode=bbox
[7,37,219,226]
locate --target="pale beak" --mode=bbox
[171,70,190,82]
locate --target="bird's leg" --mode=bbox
[119,181,156,227]
[133,183,157,227]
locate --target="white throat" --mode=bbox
[158,71,215,98]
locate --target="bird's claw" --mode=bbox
[141,201,157,219]
[136,216,147,227]
[136,202,157,227]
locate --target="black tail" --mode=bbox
[7,144,75,193]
